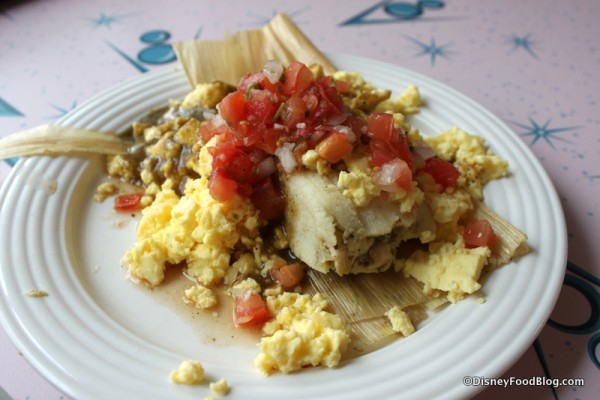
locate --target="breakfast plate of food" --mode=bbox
[0,15,566,400]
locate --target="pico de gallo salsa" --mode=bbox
[198,60,462,222]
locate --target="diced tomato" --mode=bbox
[250,176,286,221]
[343,116,367,138]
[280,95,307,129]
[315,131,353,163]
[222,149,256,182]
[254,127,283,154]
[368,112,394,141]
[369,132,413,168]
[260,75,284,94]
[219,91,247,126]
[237,72,264,92]
[114,193,143,212]
[334,79,351,94]
[246,89,277,124]
[314,81,344,119]
[233,291,271,327]
[463,220,496,248]
[422,157,460,189]
[208,167,238,202]
[302,92,319,117]
[270,261,305,290]
[283,61,315,95]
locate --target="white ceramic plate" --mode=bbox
[0,54,566,400]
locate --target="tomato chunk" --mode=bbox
[233,292,270,327]
[208,167,238,202]
[368,112,394,141]
[463,219,496,248]
[114,193,143,212]
[422,157,460,189]
[219,91,246,126]
[270,261,305,290]
[250,176,286,221]
[280,95,307,128]
[283,61,315,95]
[369,133,413,168]
[315,131,353,164]
[246,89,276,124]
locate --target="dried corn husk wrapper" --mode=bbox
[0,124,129,159]
[172,13,336,87]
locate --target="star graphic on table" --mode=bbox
[48,101,78,119]
[246,6,309,26]
[88,12,132,29]
[406,36,453,66]
[506,33,539,59]
[583,171,600,183]
[511,117,578,149]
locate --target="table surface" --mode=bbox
[0,0,598,399]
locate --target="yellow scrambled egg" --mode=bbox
[255,292,350,374]
[209,378,230,396]
[385,306,415,337]
[184,284,217,309]
[426,127,508,200]
[169,360,205,385]
[122,171,261,288]
[398,240,491,303]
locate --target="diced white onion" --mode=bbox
[275,143,297,173]
[412,139,436,160]
[296,122,306,129]
[202,109,217,120]
[254,156,277,180]
[211,113,226,128]
[374,159,407,192]
[263,60,283,84]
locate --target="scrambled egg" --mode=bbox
[209,378,230,396]
[169,360,205,384]
[181,81,236,110]
[385,306,415,337]
[426,127,508,200]
[397,240,491,303]
[255,293,350,374]
[184,284,218,309]
[122,173,261,287]
[337,157,381,207]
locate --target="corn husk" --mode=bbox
[0,124,129,160]
[172,13,336,87]
[307,269,437,351]
[473,202,530,269]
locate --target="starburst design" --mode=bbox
[507,33,539,59]
[246,6,309,26]
[583,171,600,182]
[407,36,453,66]
[48,101,78,119]
[87,12,132,29]
[511,117,578,149]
